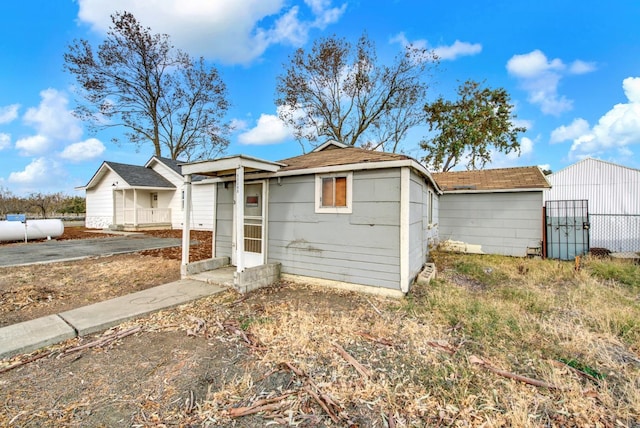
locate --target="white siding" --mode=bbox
[190,183,216,230]
[439,192,543,257]
[149,162,183,228]
[85,170,119,229]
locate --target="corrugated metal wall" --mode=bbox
[543,158,640,214]
[543,158,640,252]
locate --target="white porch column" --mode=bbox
[122,189,126,223]
[235,166,245,272]
[112,189,116,226]
[133,189,138,226]
[212,183,217,258]
[181,174,192,267]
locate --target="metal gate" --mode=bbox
[545,200,590,260]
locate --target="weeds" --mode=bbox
[586,257,640,288]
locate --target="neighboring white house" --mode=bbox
[543,158,640,253]
[432,166,551,257]
[78,156,214,231]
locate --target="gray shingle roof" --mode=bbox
[155,156,183,176]
[106,161,176,188]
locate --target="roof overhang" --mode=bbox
[440,187,547,194]
[79,162,120,191]
[192,158,443,194]
[181,155,284,177]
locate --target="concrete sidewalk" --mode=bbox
[0,279,226,360]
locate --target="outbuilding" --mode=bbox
[432,166,550,257]
[543,158,640,253]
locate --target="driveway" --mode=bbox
[0,236,182,267]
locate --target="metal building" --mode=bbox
[543,158,640,253]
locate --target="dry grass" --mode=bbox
[1,251,638,426]
[127,252,640,426]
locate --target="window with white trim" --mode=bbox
[315,172,353,213]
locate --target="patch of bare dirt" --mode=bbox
[1,244,638,427]
[0,227,212,326]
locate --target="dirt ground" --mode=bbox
[0,228,212,326]
[1,230,638,427]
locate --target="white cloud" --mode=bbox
[433,40,482,61]
[623,76,640,103]
[569,60,597,75]
[538,164,551,171]
[77,0,346,64]
[0,104,20,124]
[8,157,65,188]
[567,77,640,159]
[507,50,564,78]
[60,138,106,162]
[23,89,83,142]
[550,118,590,143]
[230,118,249,132]
[15,135,51,156]
[238,113,292,145]
[505,136,535,161]
[519,136,534,155]
[0,133,10,150]
[512,118,533,131]
[506,50,595,116]
[390,33,481,61]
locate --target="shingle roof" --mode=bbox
[277,146,412,171]
[154,156,183,176]
[106,161,176,188]
[431,166,550,192]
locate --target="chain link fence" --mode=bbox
[589,214,640,253]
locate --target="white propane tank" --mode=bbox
[0,219,65,242]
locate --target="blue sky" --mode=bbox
[1,0,639,196]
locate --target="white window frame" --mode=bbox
[315,172,353,214]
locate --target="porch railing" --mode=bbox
[122,208,171,225]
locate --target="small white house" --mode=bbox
[543,158,640,253]
[432,166,551,257]
[79,156,215,231]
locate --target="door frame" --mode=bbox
[231,179,268,269]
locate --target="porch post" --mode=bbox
[133,189,138,227]
[122,189,126,224]
[235,166,245,272]
[181,174,192,268]
[112,188,116,226]
[212,183,217,258]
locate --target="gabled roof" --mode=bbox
[104,161,176,188]
[275,145,441,192]
[79,159,177,190]
[432,166,550,193]
[146,156,184,176]
[278,146,412,171]
[551,157,640,176]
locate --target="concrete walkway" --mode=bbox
[0,279,227,360]
[0,236,183,267]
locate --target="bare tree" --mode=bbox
[64,11,230,161]
[276,33,438,152]
[421,80,526,172]
[29,193,64,219]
